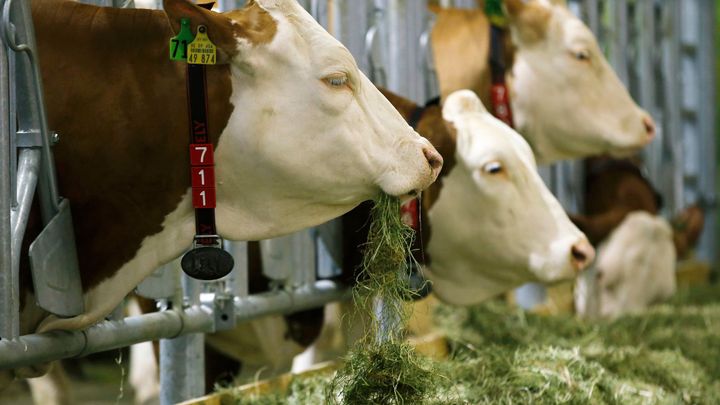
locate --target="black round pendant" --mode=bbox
[181,247,234,280]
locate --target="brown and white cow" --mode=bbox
[20,0,440,335]
[7,0,443,388]
[574,211,677,319]
[570,157,704,258]
[431,0,655,163]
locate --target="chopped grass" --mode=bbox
[228,284,720,404]
[328,193,438,404]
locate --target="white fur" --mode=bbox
[509,1,653,163]
[575,211,676,319]
[425,90,590,305]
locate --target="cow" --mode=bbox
[421,90,593,305]
[6,0,442,388]
[571,157,704,259]
[574,211,677,319]
[431,0,656,164]
[123,89,595,401]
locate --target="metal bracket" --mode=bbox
[28,199,84,317]
[15,129,57,148]
[200,292,235,332]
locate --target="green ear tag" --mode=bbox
[187,25,217,65]
[170,18,194,61]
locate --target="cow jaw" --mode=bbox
[509,2,653,164]
[213,1,439,240]
[426,91,590,306]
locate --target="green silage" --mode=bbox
[230,284,720,404]
[327,193,438,404]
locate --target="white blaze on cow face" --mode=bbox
[425,90,593,306]
[576,211,676,320]
[215,0,441,240]
[507,0,655,164]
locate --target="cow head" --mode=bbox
[430,1,655,164]
[576,211,676,319]
[506,0,655,163]
[425,91,594,306]
[164,0,441,239]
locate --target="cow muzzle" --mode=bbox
[570,238,595,272]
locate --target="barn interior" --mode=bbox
[1,1,718,404]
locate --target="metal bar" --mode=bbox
[160,333,205,405]
[4,0,61,223]
[662,0,684,213]
[695,0,716,265]
[608,0,629,85]
[0,281,349,370]
[10,150,40,270]
[0,307,211,370]
[0,19,13,338]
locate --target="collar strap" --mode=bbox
[488,20,515,127]
[172,19,234,280]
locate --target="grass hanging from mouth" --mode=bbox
[326,193,438,404]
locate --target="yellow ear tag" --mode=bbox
[187,25,217,65]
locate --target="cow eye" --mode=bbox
[572,49,591,62]
[482,161,504,175]
[323,74,350,89]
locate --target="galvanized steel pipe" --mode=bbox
[0,281,349,370]
[0,24,14,339]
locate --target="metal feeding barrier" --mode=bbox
[0,0,716,404]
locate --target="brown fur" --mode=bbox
[570,157,704,258]
[505,0,552,44]
[430,6,515,103]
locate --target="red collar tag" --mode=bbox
[490,83,514,128]
[400,199,420,231]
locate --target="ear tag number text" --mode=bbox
[187,25,217,65]
[170,18,194,62]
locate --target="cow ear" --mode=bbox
[505,0,552,45]
[428,4,442,15]
[164,0,240,64]
[442,90,486,124]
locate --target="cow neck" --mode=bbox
[376,88,458,266]
[30,1,234,290]
[488,18,515,128]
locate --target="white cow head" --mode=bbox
[165,0,442,239]
[507,0,655,163]
[576,211,676,319]
[425,90,594,306]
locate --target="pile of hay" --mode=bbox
[229,284,720,404]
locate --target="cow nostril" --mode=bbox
[424,148,443,172]
[643,116,656,139]
[572,246,587,262]
[570,240,595,271]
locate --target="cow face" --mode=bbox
[165,0,441,239]
[507,0,655,163]
[576,212,676,319]
[425,91,594,306]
